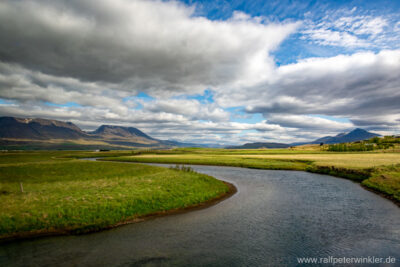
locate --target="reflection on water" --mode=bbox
[1,165,399,266]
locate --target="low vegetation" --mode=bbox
[0,153,230,240]
[104,154,310,170]
[1,138,399,240]
[327,136,400,152]
[362,164,400,202]
[102,143,400,204]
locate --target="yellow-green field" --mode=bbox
[102,148,400,203]
[1,147,398,240]
[0,151,230,240]
[230,153,400,168]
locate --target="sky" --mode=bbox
[0,0,399,145]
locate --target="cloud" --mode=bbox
[302,28,368,47]
[300,8,399,49]
[0,0,297,95]
[0,0,399,144]
[0,99,300,144]
[0,62,133,118]
[142,98,230,122]
[266,114,353,130]
[226,49,400,134]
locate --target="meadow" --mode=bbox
[1,147,399,240]
[0,151,230,240]
[102,147,400,203]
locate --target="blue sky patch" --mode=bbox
[174,89,215,104]
[182,0,400,65]
[226,107,264,124]
[0,98,14,105]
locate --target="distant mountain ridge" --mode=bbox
[0,117,87,140]
[226,142,290,149]
[91,125,155,140]
[310,128,380,144]
[225,128,381,149]
[0,116,204,149]
[0,117,382,150]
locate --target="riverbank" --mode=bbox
[0,153,235,242]
[0,180,236,243]
[101,149,400,206]
[3,164,399,267]
[1,149,398,242]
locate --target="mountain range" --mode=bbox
[0,117,381,150]
[0,117,205,150]
[226,128,380,149]
[310,128,380,144]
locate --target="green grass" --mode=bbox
[0,155,229,239]
[0,150,134,165]
[102,151,400,170]
[104,154,310,170]
[0,151,67,165]
[362,164,400,202]
[1,147,398,239]
[102,148,400,204]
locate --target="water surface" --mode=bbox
[1,165,399,266]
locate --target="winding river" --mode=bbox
[1,164,399,266]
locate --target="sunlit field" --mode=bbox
[0,152,230,240]
[1,147,398,241]
[234,153,400,168]
[103,148,400,202]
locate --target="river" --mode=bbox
[1,164,399,266]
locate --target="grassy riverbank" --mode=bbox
[0,152,231,240]
[1,148,398,240]
[102,148,400,203]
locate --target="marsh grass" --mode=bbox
[0,159,229,238]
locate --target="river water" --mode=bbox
[1,164,399,266]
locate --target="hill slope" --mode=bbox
[91,125,155,140]
[0,117,88,140]
[312,128,380,144]
[0,117,161,149]
[226,128,381,149]
[0,117,206,149]
[90,125,159,146]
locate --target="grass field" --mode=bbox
[102,148,400,203]
[1,147,398,240]
[362,165,400,201]
[0,152,230,240]
[105,154,311,170]
[103,151,400,170]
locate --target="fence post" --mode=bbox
[19,182,24,193]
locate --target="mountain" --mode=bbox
[226,142,290,149]
[89,125,160,146]
[311,128,380,144]
[91,125,155,140]
[0,117,88,140]
[91,125,214,147]
[225,128,380,149]
[0,117,382,150]
[0,116,206,150]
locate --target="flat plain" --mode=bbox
[0,151,230,240]
[103,147,400,203]
[1,146,399,241]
